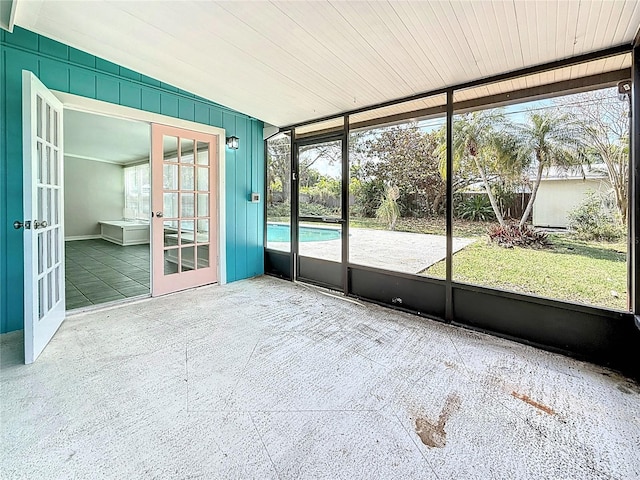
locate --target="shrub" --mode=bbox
[299,202,335,217]
[568,193,624,242]
[354,179,385,218]
[267,202,291,218]
[487,223,549,248]
[376,185,400,230]
[268,201,336,218]
[491,182,517,220]
[456,194,495,221]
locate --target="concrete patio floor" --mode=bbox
[269,227,474,274]
[1,276,639,479]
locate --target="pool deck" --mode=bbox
[267,227,475,274]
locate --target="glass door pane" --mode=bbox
[297,221,342,263]
[162,134,180,275]
[298,140,342,219]
[266,132,292,252]
[296,138,344,287]
[161,135,206,273]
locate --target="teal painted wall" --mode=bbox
[0,27,265,333]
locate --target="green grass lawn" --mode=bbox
[426,234,628,311]
[269,213,628,311]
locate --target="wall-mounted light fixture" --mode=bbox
[617,80,632,110]
[618,80,631,99]
[226,136,239,150]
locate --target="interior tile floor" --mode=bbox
[1,276,639,479]
[65,239,150,309]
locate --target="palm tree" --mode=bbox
[510,111,583,228]
[443,110,521,227]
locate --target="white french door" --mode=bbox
[21,71,65,364]
[151,124,218,296]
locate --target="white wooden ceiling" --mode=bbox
[13,0,640,128]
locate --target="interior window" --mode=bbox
[123,163,150,221]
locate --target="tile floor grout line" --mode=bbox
[248,413,281,480]
[444,329,469,372]
[8,274,639,478]
[65,239,150,308]
[185,336,189,414]
[282,278,623,477]
[221,339,261,411]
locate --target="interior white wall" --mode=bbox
[64,156,125,239]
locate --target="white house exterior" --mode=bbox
[532,166,610,228]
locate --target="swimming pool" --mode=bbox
[267,223,340,242]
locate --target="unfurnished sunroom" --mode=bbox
[2,1,640,478]
[1,0,640,377]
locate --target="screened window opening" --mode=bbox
[266,132,292,252]
[446,83,630,311]
[348,94,448,277]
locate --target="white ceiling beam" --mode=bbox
[0,0,17,32]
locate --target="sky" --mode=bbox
[291,86,627,180]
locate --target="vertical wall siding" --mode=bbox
[0,27,265,333]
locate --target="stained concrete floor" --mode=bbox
[1,276,639,479]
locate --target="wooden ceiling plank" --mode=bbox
[491,1,523,73]
[622,0,640,40]
[387,2,445,86]
[13,0,640,127]
[393,2,451,86]
[299,1,411,102]
[247,2,387,105]
[376,1,443,90]
[430,1,482,84]
[329,1,417,94]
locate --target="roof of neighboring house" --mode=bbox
[462,183,531,194]
[535,164,609,182]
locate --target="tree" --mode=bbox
[266,134,341,207]
[299,142,341,188]
[358,124,445,217]
[566,89,630,224]
[266,134,292,205]
[443,110,521,227]
[509,111,583,228]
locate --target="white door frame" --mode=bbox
[52,91,227,287]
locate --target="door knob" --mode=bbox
[155,212,164,218]
[13,220,31,229]
[33,220,48,229]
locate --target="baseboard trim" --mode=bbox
[65,235,101,242]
